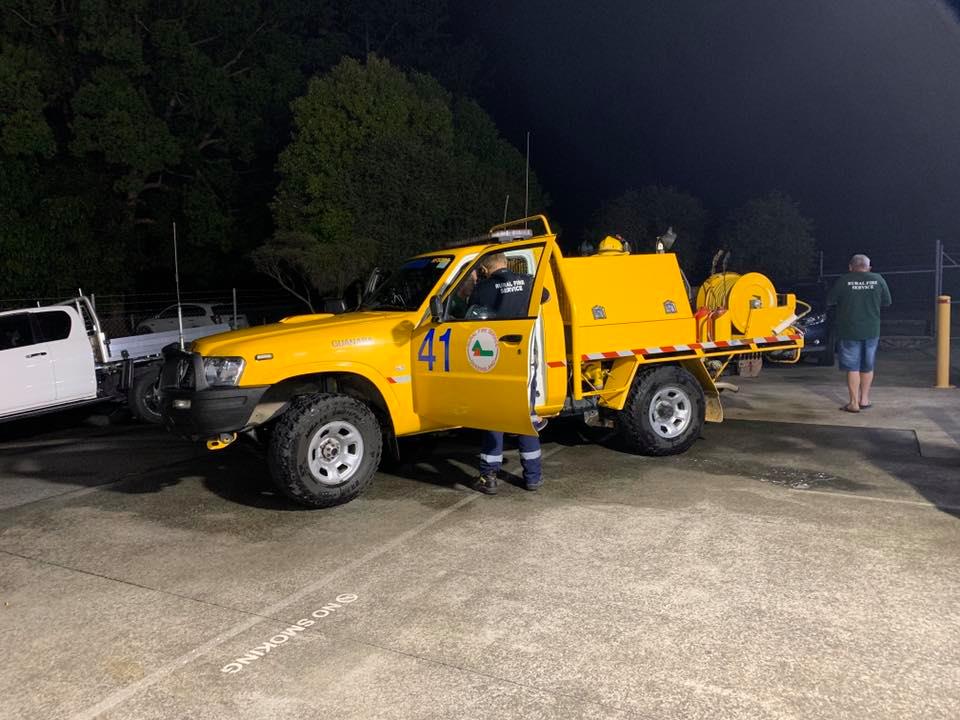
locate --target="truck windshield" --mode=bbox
[360,256,453,311]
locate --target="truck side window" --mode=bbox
[34,310,72,342]
[0,314,36,351]
[447,245,544,321]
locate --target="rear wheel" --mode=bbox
[268,393,382,508]
[616,365,705,456]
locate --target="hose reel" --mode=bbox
[696,271,778,334]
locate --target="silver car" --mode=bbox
[135,303,249,334]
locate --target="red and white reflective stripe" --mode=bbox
[386,375,411,384]
[580,334,801,362]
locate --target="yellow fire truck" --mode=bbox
[160,216,802,507]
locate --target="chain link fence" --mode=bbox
[0,288,306,339]
[819,241,960,336]
[5,244,958,339]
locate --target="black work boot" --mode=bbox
[524,477,543,491]
[468,473,498,495]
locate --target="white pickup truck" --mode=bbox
[0,296,231,424]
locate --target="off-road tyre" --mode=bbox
[268,393,382,508]
[616,365,705,456]
[129,366,162,424]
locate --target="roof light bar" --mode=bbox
[442,228,535,249]
[491,229,534,242]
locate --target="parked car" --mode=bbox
[771,282,835,366]
[135,303,249,334]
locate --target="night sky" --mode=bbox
[455,0,960,264]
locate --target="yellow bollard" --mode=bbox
[935,295,952,388]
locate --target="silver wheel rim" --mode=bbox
[648,385,692,439]
[143,383,161,417]
[306,420,365,486]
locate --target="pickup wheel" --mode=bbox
[268,393,382,508]
[129,367,162,424]
[616,365,705,456]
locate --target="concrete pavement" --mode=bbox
[0,348,958,719]
[725,348,960,458]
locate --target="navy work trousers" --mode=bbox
[479,431,542,483]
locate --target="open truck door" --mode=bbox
[410,242,551,436]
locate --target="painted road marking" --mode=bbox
[69,497,479,719]
[791,487,960,511]
[70,444,568,719]
[220,594,359,674]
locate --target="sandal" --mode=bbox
[840,404,860,413]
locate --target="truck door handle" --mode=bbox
[25,351,47,358]
[499,334,523,344]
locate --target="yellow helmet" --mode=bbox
[597,235,627,255]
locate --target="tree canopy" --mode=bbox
[264,55,543,302]
[0,0,475,299]
[1,2,821,305]
[720,192,817,284]
[594,186,707,273]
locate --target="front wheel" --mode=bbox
[616,365,706,456]
[129,367,162,424]
[268,393,382,508]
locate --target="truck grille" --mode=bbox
[177,358,195,389]
[160,348,198,391]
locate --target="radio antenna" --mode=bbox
[173,222,185,350]
[524,131,530,220]
[502,194,510,222]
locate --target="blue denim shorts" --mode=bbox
[837,337,879,372]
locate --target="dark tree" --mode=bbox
[594,186,707,273]
[265,55,544,304]
[720,192,817,284]
[0,1,478,298]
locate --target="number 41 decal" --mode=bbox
[417,328,452,371]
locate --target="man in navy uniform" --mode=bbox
[465,252,546,495]
[465,252,540,319]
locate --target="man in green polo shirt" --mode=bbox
[826,254,892,412]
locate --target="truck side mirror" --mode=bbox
[323,298,347,314]
[364,267,383,298]
[429,295,443,323]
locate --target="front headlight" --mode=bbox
[801,312,826,327]
[202,357,245,387]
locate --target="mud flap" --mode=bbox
[679,359,723,423]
